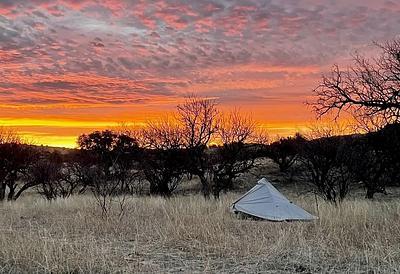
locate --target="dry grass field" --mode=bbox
[1,189,400,273]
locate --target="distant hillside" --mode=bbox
[34,145,78,154]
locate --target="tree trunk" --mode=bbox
[13,183,34,201]
[7,185,15,201]
[149,181,158,195]
[212,185,221,200]
[0,182,6,201]
[199,174,210,199]
[279,161,288,172]
[365,188,375,199]
[159,180,172,197]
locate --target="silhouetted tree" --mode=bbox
[312,39,400,124]
[376,123,400,185]
[28,151,79,200]
[177,96,219,198]
[77,130,140,215]
[66,149,99,194]
[141,118,187,196]
[345,136,387,199]
[347,123,400,199]
[299,135,355,204]
[268,134,306,172]
[210,110,260,198]
[0,130,37,201]
[77,130,140,191]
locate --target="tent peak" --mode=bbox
[257,178,270,185]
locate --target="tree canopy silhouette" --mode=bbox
[312,39,400,125]
[0,129,37,201]
[177,95,219,198]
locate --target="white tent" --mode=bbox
[232,178,317,221]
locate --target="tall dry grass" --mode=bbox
[0,193,399,273]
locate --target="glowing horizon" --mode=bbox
[2,116,312,148]
[1,0,399,147]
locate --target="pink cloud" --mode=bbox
[1,0,400,147]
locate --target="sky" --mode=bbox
[1,0,400,147]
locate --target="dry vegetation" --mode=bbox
[1,80,399,272]
[1,187,400,273]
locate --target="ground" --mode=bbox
[0,160,399,273]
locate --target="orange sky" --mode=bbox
[1,0,399,147]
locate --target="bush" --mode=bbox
[299,136,355,204]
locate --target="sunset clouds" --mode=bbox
[1,0,400,146]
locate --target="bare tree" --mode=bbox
[304,120,352,139]
[353,114,388,134]
[29,151,80,200]
[299,135,355,205]
[177,95,219,198]
[140,118,187,196]
[218,110,255,144]
[0,127,20,144]
[210,110,260,198]
[312,39,400,125]
[297,122,357,204]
